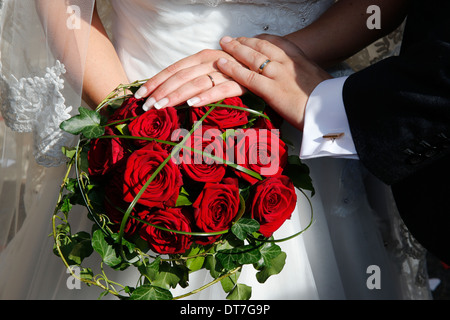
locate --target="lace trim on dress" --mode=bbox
[0,60,74,167]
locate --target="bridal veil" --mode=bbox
[0,0,99,298]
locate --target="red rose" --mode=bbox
[178,127,226,183]
[233,128,287,185]
[123,142,183,208]
[88,127,130,177]
[192,177,240,244]
[108,96,145,124]
[128,107,179,148]
[103,167,142,237]
[250,176,297,237]
[190,97,249,129]
[139,207,193,254]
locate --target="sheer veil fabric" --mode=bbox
[0,0,431,299]
[0,0,99,299]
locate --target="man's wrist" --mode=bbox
[300,76,358,160]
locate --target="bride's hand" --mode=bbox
[134,49,246,110]
[216,35,332,131]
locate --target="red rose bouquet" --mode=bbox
[52,80,315,300]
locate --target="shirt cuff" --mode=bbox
[300,76,358,160]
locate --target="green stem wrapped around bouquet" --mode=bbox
[52,80,315,300]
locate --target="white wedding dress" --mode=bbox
[0,0,431,300]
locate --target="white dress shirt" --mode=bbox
[300,77,359,160]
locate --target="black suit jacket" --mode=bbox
[343,0,450,264]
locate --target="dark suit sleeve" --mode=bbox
[342,3,450,185]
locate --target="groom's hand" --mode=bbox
[217,35,332,131]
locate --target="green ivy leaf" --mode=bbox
[53,230,93,265]
[183,244,206,272]
[60,107,104,139]
[231,218,260,241]
[187,255,205,272]
[64,178,78,193]
[233,245,262,265]
[283,155,315,196]
[129,284,173,300]
[215,251,239,271]
[204,252,223,279]
[253,241,282,270]
[216,244,262,271]
[78,144,90,173]
[138,258,186,290]
[174,264,190,289]
[53,235,74,263]
[67,231,94,265]
[111,231,135,253]
[91,228,122,268]
[150,261,183,290]
[220,270,241,293]
[255,251,286,283]
[205,235,245,277]
[86,184,106,214]
[61,146,76,159]
[226,283,252,300]
[138,257,160,282]
[58,196,72,214]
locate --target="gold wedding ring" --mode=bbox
[258,59,271,74]
[207,74,216,87]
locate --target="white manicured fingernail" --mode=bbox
[135,86,148,99]
[154,97,169,109]
[217,58,228,66]
[187,97,201,106]
[142,97,156,111]
[221,36,233,44]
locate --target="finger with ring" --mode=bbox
[258,59,271,74]
[207,74,216,87]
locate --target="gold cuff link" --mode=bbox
[323,132,344,141]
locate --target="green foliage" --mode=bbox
[175,187,193,207]
[183,244,207,272]
[220,270,241,293]
[137,257,189,291]
[255,251,287,284]
[231,218,260,241]
[53,230,93,266]
[129,285,173,300]
[226,283,252,300]
[60,107,105,139]
[91,228,123,268]
[284,155,316,196]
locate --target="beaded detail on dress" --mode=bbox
[183,0,329,35]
